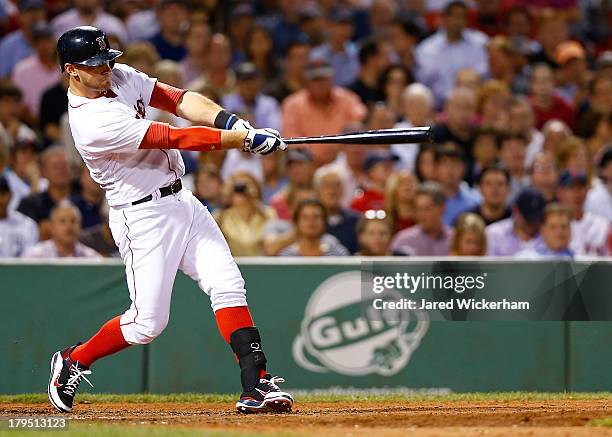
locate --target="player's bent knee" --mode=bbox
[128,318,169,344]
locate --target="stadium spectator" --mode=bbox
[455,68,481,92]
[279,199,349,256]
[431,87,477,160]
[227,3,254,62]
[378,65,412,119]
[517,203,574,259]
[390,182,453,256]
[22,201,100,258]
[0,174,38,257]
[477,80,511,131]
[356,213,395,256]
[415,0,489,107]
[348,38,390,105]
[121,42,160,76]
[267,0,303,57]
[434,142,480,225]
[262,153,288,204]
[487,35,529,95]
[188,33,234,98]
[70,167,104,230]
[584,146,612,221]
[39,75,69,146]
[555,41,588,106]
[79,201,118,258]
[147,0,187,61]
[556,136,591,180]
[385,170,418,233]
[282,59,366,167]
[314,165,358,254]
[2,140,41,211]
[470,127,499,181]
[388,19,421,72]
[11,23,60,123]
[17,146,74,240]
[0,82,37,147]
[310,9,359,87]
[51,0,127,45]
[486,187,546,256]
[270,148,315,221]
[529,10,568,68]
[272,37,310,103]
[392,83,434,171]
[0,0,46,79]
[529,151,560,202]
[449,212,486,256]
[193,164,222,213]
[415,143,437,183]
[499,131,529,202]
[178,20,210,85]
[350,150,397,213]
[244,26,281,97]
[529,63,575,130]
[556,170,610,256]
[578,111,611,158]
[468,164,511,226]
[221,63,282,132]
[541,119,572,157]
[214,171,276,257]
[509,96,544,167]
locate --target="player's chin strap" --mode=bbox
[230,327,267,392]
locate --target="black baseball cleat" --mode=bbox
[47,345,93,413]
[236,374,293,414]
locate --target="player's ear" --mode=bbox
[65,64,79,78]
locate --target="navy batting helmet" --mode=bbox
[57,26,123,72]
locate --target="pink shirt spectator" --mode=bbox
[51,9,128,45]
[390,224,454,256]
[11,55,60,118]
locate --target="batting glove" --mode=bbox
[243,128,287,155]
[231,117,254,131]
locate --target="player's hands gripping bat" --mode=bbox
[243,128,287,155]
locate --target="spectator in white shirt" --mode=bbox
[0,175,38,257]
[22,201,101,258]
[415,0,489,108]
[585,146,612,221]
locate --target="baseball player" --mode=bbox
[47,26,293,414]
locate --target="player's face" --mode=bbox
[72,63,113,92]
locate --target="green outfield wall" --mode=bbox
[1,259,611,394]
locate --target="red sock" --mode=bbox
[69,316,130,367]
[215,306,266,378]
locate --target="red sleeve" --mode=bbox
[149,82,188,116]
[140,122,222,152]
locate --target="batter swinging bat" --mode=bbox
[282,126,432,146]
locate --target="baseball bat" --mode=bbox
[282,126,432,146]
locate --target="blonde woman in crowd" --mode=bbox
[449,213,487,256]
[385,170,418,233]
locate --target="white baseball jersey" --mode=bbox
[570,212,610,257]
[67,63,185,207]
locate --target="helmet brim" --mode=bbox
[77,49,123,67]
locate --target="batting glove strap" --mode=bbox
[214,110,254,130]
[244,128,286,155]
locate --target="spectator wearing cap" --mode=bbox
[0,82,37,147]
[557,170,610,256]
[17,146,75,240]
[222,62,282,133]
[22,201,101,258]
[555,41,588,106]
[499,131,530,202]
[51,0,128,45]
[433,142,480,225]
[390,182,453,256]
[486,187,545,256]
[528,10,568,69]
[282,59,366,167]
[310,9,359,87]
[509,96,544,168]
[11,23,61,124]
[350,150,397,213]
[585,146,612,221]
[188,34,235,99]
[529,151,560,202]
[179,21,210,85]
[146,0,187,61]
[529,64,575,130]
[348,39,390,105]
[0,174,38,257]
[0,0,46,79]
[272,37,310,102]
[314,165,359,254]
[391,83,435,171]
[279,199,349,257]
[517,203,574,259]
[414,1,489,108]
[468,164,511,226]
[270,148,315,221]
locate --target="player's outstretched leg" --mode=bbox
[48,316,130,412]
[215,307,293,414]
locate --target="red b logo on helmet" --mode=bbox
[96,36,106,50]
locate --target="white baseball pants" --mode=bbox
[108,189,247,345]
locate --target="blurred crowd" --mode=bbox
[0,0,610,259]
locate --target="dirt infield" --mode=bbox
[2,399,612,436]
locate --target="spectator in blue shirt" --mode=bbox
[517,203,573,259]
[148,0,188,61]
[434,142,480,225]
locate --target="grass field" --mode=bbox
[1,392,612,436]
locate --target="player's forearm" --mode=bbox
[140,122,246,151]
[175,91,223,127]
